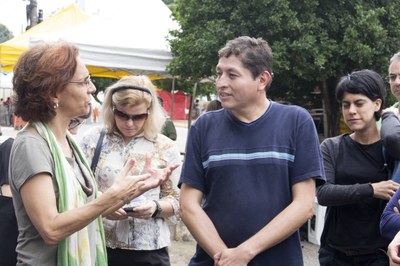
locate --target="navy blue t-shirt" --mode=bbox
[179,101,325,265]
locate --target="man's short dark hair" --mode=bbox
[218,36,273,90]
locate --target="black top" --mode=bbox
[318,134,389,252]
[0,137,17,266]
[0,138,14,187]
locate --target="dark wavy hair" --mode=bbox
[336,69,386,121]
[12,42,79,122]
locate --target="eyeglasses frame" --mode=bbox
[69,75,93,86]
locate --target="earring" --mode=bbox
[53,102,59,109]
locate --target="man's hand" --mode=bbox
[213,246,254,266]
[388,231,400,265]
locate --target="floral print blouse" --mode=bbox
[80,126,181,250]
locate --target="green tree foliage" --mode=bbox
[0,24,13,43]
[169,0,400,136]
[162,0,177,10]
[91,77,117,104]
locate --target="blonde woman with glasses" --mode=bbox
[80,75,181,266]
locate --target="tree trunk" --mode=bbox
[27,0,38,30]
[171,77,176,121]
[320,78,340,137]
[187,82,197,128]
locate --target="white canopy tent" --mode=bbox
[0,72,12,89]
[30,0,178,79]
[0,72,13,100]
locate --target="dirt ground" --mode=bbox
[169,239,319,265]
[169,240,196,266]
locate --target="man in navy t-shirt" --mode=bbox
[178,36,325,266]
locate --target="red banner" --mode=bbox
[157,90,190,120]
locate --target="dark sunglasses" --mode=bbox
[68,118,85,130]
[113,107,149,122]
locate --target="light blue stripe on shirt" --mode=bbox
[202,151,295,168]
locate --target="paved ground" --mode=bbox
[1,122,320,265]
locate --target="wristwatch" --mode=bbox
[152,200,162,218]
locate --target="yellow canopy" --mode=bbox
[0,2,171,80]
[0,3,89,71]
[87,66,167,80]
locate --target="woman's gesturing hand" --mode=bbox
[138,153,180,193]
[111,158,150,202]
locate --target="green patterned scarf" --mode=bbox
[32,121,107,266]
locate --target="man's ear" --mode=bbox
[258,70,272,91]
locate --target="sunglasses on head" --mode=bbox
[112,85,151,96]
[113,107,149,122]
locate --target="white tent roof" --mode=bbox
[30,0,178,78]
[0,72,12,89]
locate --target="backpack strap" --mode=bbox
[90,128,106,173]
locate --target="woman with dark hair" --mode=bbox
[9,42,175,265]
[317,69,398,265]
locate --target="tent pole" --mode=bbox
[187,82,197,128]
[171,77,175,121]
